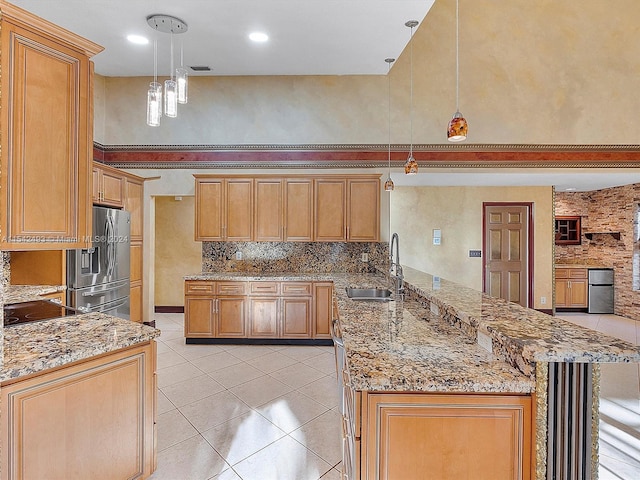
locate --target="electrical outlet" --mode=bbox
[540,296,547,305]
[361,253,369,262]
[235,251,243,260]
[477,331,493,353]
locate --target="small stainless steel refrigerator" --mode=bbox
[587,268,614,314]
[67,206,131,319]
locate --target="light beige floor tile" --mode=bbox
[596,316,639,344]
[149,435,230,480]
[208,362,266,389]
[269,363,327,389]
[180,390,252,433]
[161,374,226,407]
[166,340,228,361]
[291,409,343,466]
[232,435,332,480]
[246,351,299,373]
[320,467,342,479]
[157,390,176,415]
[556,312,600,330]
[599,453,640,480]
[302,351,338,375]
[223,345,275,361]
[158,329,185,342]
[230,375,294,408]
[191,351,243,373]
[154,316,184,331]
[157,409,199,452]
[202,410,286,465]
[208,469,243,480]
[297,375,340,409]
[157,350,188,370]
[155,340,172,354]
[256,390,329,433]
[157,362,204,388]
[280,345,329,362]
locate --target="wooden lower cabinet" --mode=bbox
[555,268,588,308]
[1,341,157,480]
[185,280,331,340]
[348,392,533,480]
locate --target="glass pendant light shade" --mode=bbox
[404,154,418,175]
[384,177,395,191]
[447,110,468,141]
[164,79,178,117]
[176,67,188,104]
[146,81,162,127]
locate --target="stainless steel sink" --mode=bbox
[345,287,393,301]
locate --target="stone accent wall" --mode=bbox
[203,242,389,274]
[556,186,640,319]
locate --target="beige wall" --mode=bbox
[390,186,554,309]
[95,0,640,146]
[154,196,201,307]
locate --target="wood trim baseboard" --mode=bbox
[154,306,184,313]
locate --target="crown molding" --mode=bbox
[93,143,640,169]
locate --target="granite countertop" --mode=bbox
[1,312,160,383]
[554,264,612,269]
[185,272,336,282]
[4,284,67,304]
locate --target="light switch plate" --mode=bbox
[361,253,369,262]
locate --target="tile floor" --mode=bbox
[557,312,640,480]
[149,313,342,480]
[150,312,640,480]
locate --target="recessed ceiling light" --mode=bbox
[249,32,269,43]
[565,187,577,191]
[127,34,149,45]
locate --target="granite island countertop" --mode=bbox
[1,312,160,383]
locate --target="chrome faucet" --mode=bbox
[389,232,404,295]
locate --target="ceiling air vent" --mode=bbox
[190,65,211,72]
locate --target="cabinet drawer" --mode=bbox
[217,282,247,295]
[569,268,587,279]
[250,282,280,295]
[185,281,215,295]
[282,282,312,296]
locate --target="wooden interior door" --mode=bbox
[483,204,531,307]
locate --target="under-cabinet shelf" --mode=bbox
[584,232,621,240]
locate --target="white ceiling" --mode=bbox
[10,0,640,193]
[10,0,435,76]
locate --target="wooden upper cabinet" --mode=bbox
[0,5,103,250]
[314,178,347,241]
[194,177,253,241]
[285,179,313,241]
[124,177,144,242]
[254,179,283,241]
[347,178,380,242]
[93,165,125,207]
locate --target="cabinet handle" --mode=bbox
[568,281,571,288]
[346,226,349,239]
[191,286,209,290]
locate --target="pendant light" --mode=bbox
[146,38,162,127]
[176,36,188,104]
[384,57,396,192]
[404,20,419,175]
[447,0,468,142]
[164,32,178,117]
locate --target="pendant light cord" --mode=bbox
[153,37,158,84]
[455,0,460,112]
[409,23,414,158]
[170,31,175,80]
[387,60,392,171]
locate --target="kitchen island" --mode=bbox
[334,267,640,480]
[1,288,160,480]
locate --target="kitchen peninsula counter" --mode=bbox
[4,284,66,304]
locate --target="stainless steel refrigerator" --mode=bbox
[67,206,131,319]
[587,268,614,314]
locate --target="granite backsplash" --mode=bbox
[202,242,389,274]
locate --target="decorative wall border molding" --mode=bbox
[94,143,640,169]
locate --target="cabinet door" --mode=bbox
[130,281,142,323]
[284,179,313,241]
[185,297,215,337]
[195,179,224,240]
[226,179,253,241]
[313,282,333,339]
[125,178,144,242]
[1,22,92,250]
[281,297,312,338]
[364,393,532,480]
[249,297,279,337]
[216,297,247,337]
[555,279,569,307]
[92,167,102,204]
[347,178,380,242]
[315,179,347,241]
[569,279,588,307]
[254,179,283,241]
[99,169,125,207]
